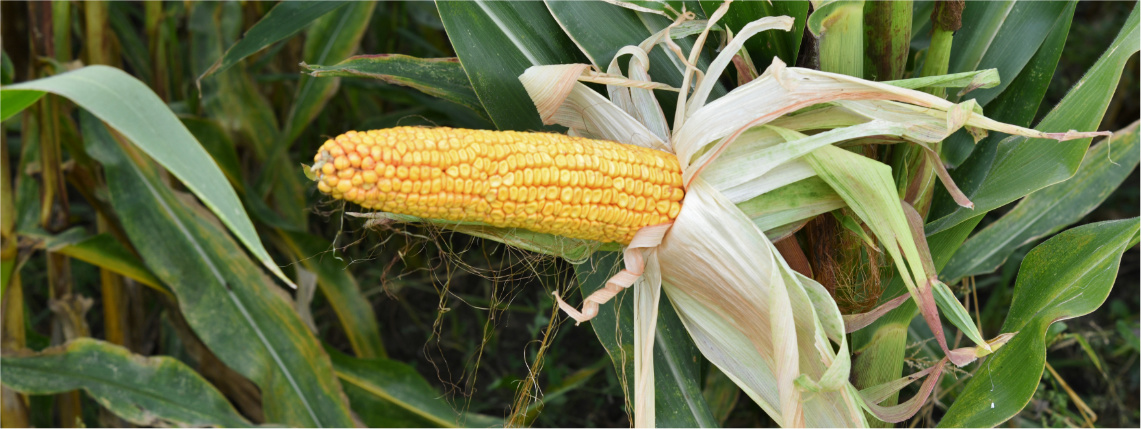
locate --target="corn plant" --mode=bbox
[0,1,1138,428]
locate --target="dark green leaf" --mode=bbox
[329,348,503,428]
[949,1,1072,105]
[198,1,348,83]
[304,54,488,119]
[1,338,251,428]
[943,123,1140,282]
[2,66,295,288]
[82,112,353,427]
[437,1,589,131]
[938,219,1140,427]
[926,5,1139,235]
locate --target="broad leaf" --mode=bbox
[1,338,252,428]
[1,65,295,288]
[938,1,1074,167]
[304,54,488,119]
[198,1,348,83]
[942,123,1140,282]
[938,219,1140,427]
[948,1,1072,105]
[180,116,245,193]
[437,0,588,131]
[926,5,1139,235]
[329,348,503,428]
[82,112,353,427]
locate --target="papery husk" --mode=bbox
[657,179,866,427]
[671,58,1108,176]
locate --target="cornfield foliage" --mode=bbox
[0,1,1138,428]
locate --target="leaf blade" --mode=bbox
[82,112,353,427]
[926,5,1139,234]
[437,0,589,131]
[1,338,252,428]
[198,1,348,83]
[937,219,1140,427]
[304,54,487,119]
[2,65,296,288]
[942,122,1140,281]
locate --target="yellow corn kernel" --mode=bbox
[311,127,685,244]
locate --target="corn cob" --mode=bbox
[311,127,685,244]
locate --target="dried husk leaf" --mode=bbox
[658,179,865,427]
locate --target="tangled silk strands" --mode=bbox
[553,223,672,324]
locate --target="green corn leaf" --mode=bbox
[179,116,245,193]
[805,144,926,298]
[328,348,503,428]
[939,1,1074,167]
[2,65,295,289]
[0,90,44,122]
[30,228,166,293]
[437,0,588,131]
[198,1,348,83]
[82,112,353,427]
[926,4,1138,235]
[702,0,808,70]
[943,122,1140,282]
[1,338,252,428]
[930,280,987,350]
[938,219,1140,427]
[949,1,1073,105]
[304,54,488,119]
[736,177,845,234]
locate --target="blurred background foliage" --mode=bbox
[0,1,1137,427]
